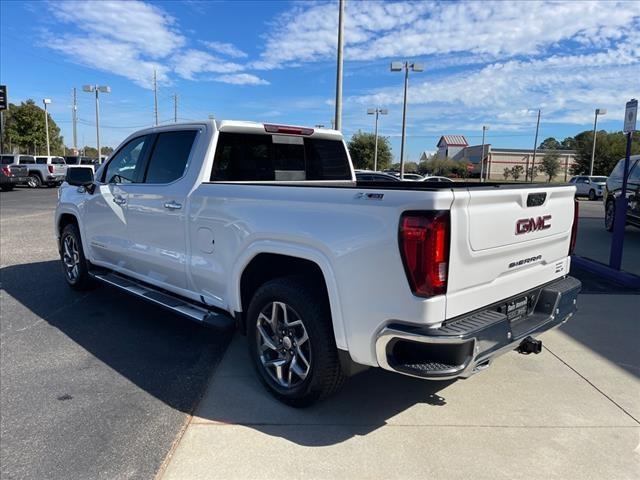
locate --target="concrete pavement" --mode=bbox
[159,294,640,480]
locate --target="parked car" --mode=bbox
[569,175,607,200]
[355,170,400,182]
[56,120,581,406]
[1,154,29,191]
[422,176,453,183]
[387,172,424,181]
[603,155,640,231]
[2,153,66,187]
[64,156,100,172]
[36,156,68,183]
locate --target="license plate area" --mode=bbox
[498,291,539,324]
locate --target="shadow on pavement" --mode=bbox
[1,260,231,414]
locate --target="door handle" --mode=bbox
[113,195,126,206]
[164,201,182,210]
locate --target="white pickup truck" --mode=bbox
[55,120,581,406]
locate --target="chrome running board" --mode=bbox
[90,271,234,330]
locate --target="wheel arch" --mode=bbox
[231,243,347,349]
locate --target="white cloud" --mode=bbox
[254,0,640,68]
[215,73,269,85]
[44,0,267,88]
[172,50,243,80]
[202,41,248,58]
[51,0,184,57]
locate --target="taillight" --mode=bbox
[48,165,55,174]
[399,211,450,297]
[569,199,579,255]
[264,124,314,136]
[1,166,11,176]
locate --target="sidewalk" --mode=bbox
[159,295,640,480]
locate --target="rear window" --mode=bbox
[210,132,351,181]
[1,155,14,165]
[52,157,65,164]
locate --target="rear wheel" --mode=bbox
[605,198,615,232]
[60,223,95,290]
[27,174,41,188]
[247,277,345,407]
[588,189,596,201]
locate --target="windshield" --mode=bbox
[590,176,607,183]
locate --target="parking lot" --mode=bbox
[1,188,639,479]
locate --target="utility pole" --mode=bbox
[530,109,541,182]
[590,108,607,176]
[367,107,388,171]
[173,93,178,123]
[333,0,345,131]
[153,69,159,126]
[72,88,78,152]
[43,99,51,157]
[480,125,489,182]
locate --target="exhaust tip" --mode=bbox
[516,336,542,355]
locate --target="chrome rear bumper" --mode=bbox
[375,276,581,380]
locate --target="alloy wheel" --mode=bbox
[256,301,311,389]
[62,235,80,283]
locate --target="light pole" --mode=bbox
[42,98,51,157]
[590,108,607,176]
[480,125,489,182]
[334,0,345,131]
[83,85,110,162]
[391,61,423,179]
[367,107,388,171]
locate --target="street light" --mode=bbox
[480,125,489,182]
[391,61,423,179]
[42,99,51,157]
[83,84,111,163]
[590,108,607,176]
[367,107,388,171]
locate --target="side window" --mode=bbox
[36,157,47,164]
[628,160,640,183]
[144,130,197,184]
[211,133,273,181]
[19,156,35,164]
[103,136,149,184]
[1,156,14,164]
[52,157,65,164]
[609,159,625,179]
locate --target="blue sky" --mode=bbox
[1,0,639,160]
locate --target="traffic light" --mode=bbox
[0,85,7,111]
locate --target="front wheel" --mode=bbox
[588,189,596,201]
[60,223,95,290]
[605,199,615,232]
[247,277,345,407]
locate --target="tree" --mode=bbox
[511,165,524,181]
[451,160,471,178]
[527,165,539,181]
[538,137,561,150]
[539,151,561,182]
[571,130,639,175]
[347,130,392,170]
[3,100,65,155]
[503,167,511,180]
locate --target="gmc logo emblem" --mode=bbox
[516,215,552,235]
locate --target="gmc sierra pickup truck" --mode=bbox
[56,120,581,406]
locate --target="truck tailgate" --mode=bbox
[446,185,576,319]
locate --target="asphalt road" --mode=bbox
[0,187,231,480]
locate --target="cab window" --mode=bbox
[103,136,149,184]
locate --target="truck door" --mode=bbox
[124,129,199,292]
[83,135,152,269]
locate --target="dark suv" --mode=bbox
[604,155,640,231]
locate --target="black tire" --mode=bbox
[60,223,95,290]
[27,174,42,188]
[605,198,615,232]
[1,185,14,191]
[247,277,345,407]
[588,189,596,201]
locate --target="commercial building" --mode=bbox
[436,135,578,181]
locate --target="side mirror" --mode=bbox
[66,167,94,187]
[585,179,591,184]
